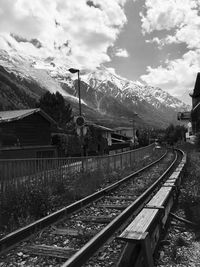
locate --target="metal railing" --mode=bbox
[0,144,155,199]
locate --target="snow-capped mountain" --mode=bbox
[0,50,190,128]
[82,66,189,111]
[78,66,189,127]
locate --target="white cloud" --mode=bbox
[141,50,200,99]
[140,0,200,50]
[139,0,200,103]
[145,37,165,49]
[140,0,198,33]
[106,67,117,74]
[115,48,129,57]
[0,0,127,70]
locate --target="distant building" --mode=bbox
[0,108,57,159]
[114,127,133,138]
[78,122,131,156]
[85,123,114,155]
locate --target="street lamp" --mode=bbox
[68,68,85,161]
[68,68,82,116]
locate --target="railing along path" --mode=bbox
[0,144,154,201]
[0,148,182,267]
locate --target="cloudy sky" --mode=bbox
[0,0,200,104]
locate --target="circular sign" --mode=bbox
[76,116,85,127]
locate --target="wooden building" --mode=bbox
[0,108,57,159]
[190,73,200,134]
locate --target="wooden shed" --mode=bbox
[0,108,57,159]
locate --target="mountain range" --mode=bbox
[0,50,190,129]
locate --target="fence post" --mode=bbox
[120,153,122,169]
[114,154,116,171]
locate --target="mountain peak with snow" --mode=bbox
[82,67,190,111]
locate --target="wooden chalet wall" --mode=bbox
[0,145,57,159]
[191,108,200,134]
[192,73,200,109]
[0,113,51,147]
[0,112,57,159]
[191,73,200,133]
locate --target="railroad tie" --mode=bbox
[73,215,114,224]
[95,204,128,210]
[22,245,77,259]
[107,196,135,201]
[52,227,96,237]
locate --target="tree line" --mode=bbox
[36,91,187,154]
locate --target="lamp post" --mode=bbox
[68,68,81,116]
[68,68,85,162]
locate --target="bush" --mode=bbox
[52,133,81,156]
[0,185,50,231]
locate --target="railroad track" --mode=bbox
[0,148,182,266]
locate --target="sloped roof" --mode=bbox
[0,108,57,125]
[92,124,114,132]
[85,121,114,132]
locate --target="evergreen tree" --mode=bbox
[37,91,73,128]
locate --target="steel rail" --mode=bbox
[61,150,181,267]
[0,150,168,255]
